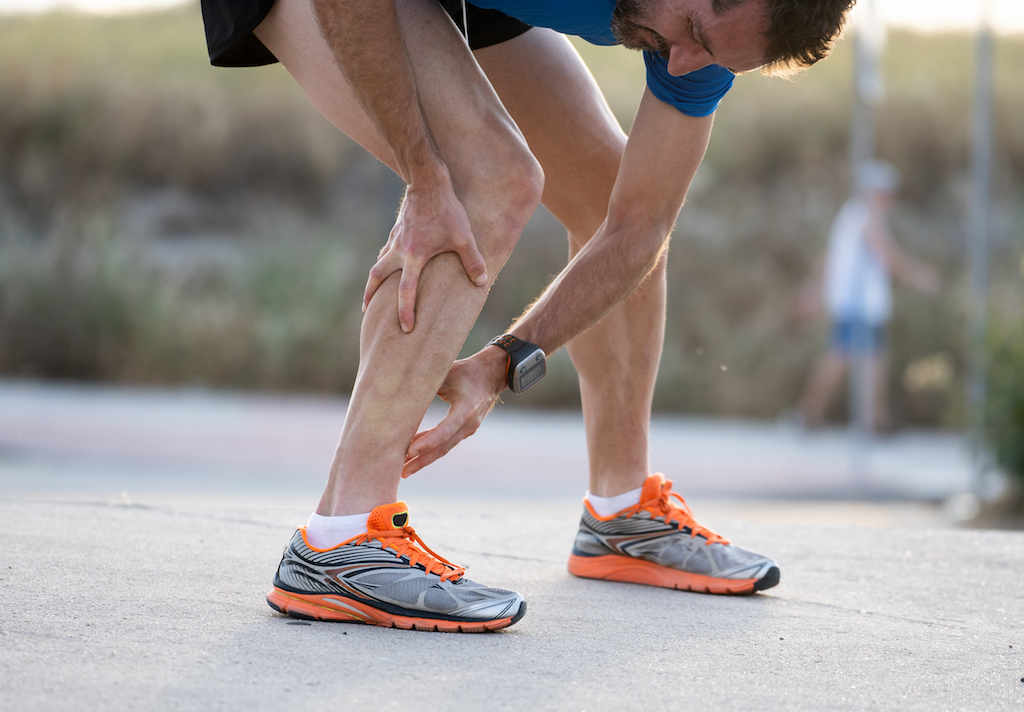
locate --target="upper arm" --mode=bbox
[606,88,714,237]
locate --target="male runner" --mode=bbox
[201,0,853,632]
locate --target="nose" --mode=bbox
[666,44,713,76]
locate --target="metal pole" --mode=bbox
[847,0,884,489]
[967,1,994,495]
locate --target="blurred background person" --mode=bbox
[796,160,941,432]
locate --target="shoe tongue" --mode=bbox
[641,473,666,502]
[367,502,410,533]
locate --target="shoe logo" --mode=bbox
[391,511,409,528]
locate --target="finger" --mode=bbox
[403,452,431,478]
[397,263,422,333]
[408,394,475,455]
[402,426,449,478]
[455,239,489,287]
[403,426,469,477]
[362,251,400,312]
[407,428,432,459]
[403,449,442,478]
[407,417,457,462]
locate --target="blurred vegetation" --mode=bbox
[0,4,1022,426]
[985,311,1024,488]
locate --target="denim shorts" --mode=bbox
[831,319,887,356]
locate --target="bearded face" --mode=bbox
[611,0,671,59]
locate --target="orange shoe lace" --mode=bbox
[623,477,730,546]
[354,526,465,582]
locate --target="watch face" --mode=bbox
[512,349,546,393]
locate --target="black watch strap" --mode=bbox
[488,334,530,356]
[488,334,546,393]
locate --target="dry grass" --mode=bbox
[1,5,1021,426]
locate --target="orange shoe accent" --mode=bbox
[366,501,410,532]
[567,553,760,595]
[356,501,465,582]
[585,473,729,545]
[309,501,465,581]
[265,588,522,633]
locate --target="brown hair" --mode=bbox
[713,0,856,76]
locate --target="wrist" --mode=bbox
[487,334,546,394]
[402,140,449,189]
[478,345,511,395]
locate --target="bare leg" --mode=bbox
[477,30,659,497]
[473,30,779,600]
[799,350,848,428]
[255,0,543,514]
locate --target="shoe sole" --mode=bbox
[567,554,780,595]
[266,587,526,633]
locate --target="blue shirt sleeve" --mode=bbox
[643,52,734,117]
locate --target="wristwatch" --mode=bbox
[488,334,546,394]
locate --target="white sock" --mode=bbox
[305,512,370,549]
[585,486,643,518]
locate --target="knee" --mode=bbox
[508,149,545,233]
[479,146,544,267]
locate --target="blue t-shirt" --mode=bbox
[468,0,733,116]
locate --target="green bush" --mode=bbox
[0,221,366,392]
[986,319,1024,486]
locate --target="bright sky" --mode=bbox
[0,0,1022,34]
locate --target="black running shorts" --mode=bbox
[201,0,533,67]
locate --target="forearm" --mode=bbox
[406,215,671,470]
[863,219,937,293]
[886,242,924,285]
[406,95,710,470]
[510,217,669,355]
[503,92,712,359]
[314,0,492,330]
[312,0,446,186]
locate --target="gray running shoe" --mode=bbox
[267,501,526,632]
[568,474,780,594]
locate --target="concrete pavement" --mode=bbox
[1,379,1022,711]
[0,378,989,505]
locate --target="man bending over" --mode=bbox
[201,0,853,631]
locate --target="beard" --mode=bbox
[611,0,669,57]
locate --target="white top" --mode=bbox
[823,198,892,325]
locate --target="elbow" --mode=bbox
[600,211,673,288]
[605,208,673,264]
[606,198,675,249]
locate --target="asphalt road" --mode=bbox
[1,379,1021,711]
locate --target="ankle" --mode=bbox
[305,512,370,549]
[585,486,643,517]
